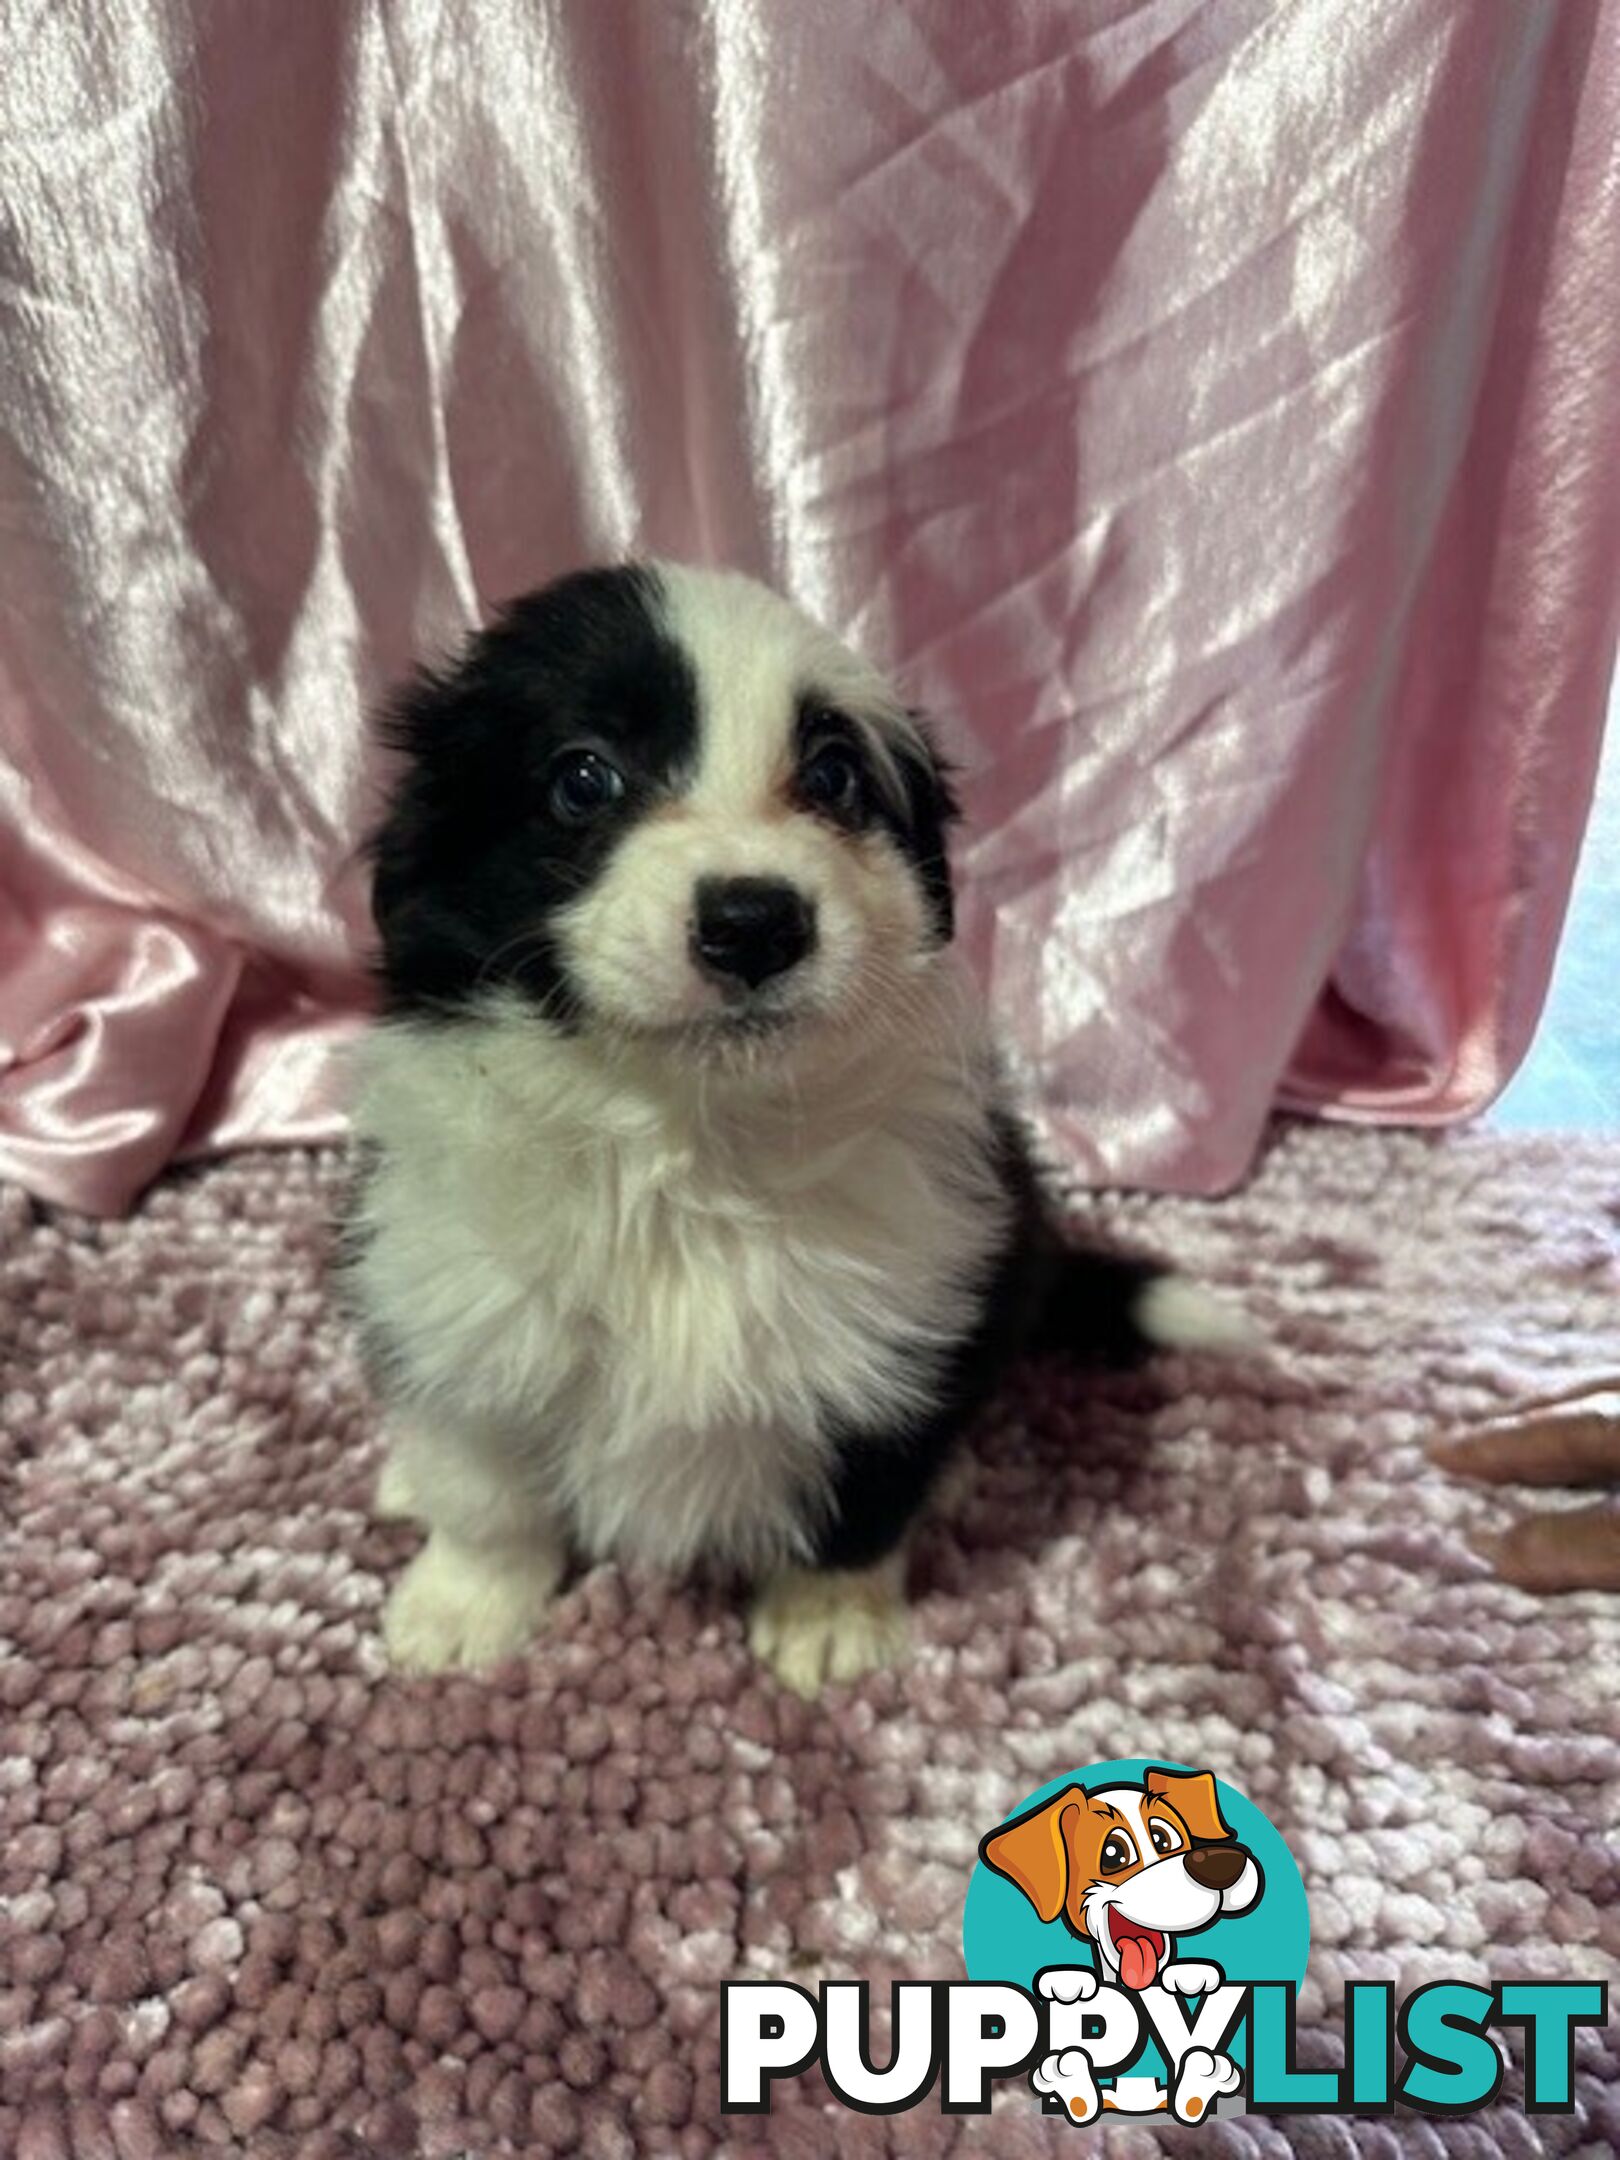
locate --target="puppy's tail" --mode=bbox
[1025,1245,1256,1368]
[990,1111,1254,1368]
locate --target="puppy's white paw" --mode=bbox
[1170,2045,1242,2123]
[748,1559,908,1699]
[1159,1960,1223,1997]
[374,1451,419,1521]
[1032,2047,1101,2124]
[1037,1966,1099,2004]
[383,1534,560,1674]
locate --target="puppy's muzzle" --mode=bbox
[691,876,816,990]
[1184,1843,1249,1892]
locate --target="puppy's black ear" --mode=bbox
[367,662,459,937]
[895,712,960,945]
[365,651,509,1007]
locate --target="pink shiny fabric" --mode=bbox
[2,3,1617,1215]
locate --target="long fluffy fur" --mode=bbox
[349,967,1009,1579]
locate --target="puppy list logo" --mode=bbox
[967,1758,1296,2122]
[722,1758,1607,2123]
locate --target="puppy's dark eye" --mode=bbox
[1100,1833,1137,1874]
[547,748,625,824]
[799,741,866,823]
[1148,1821,1180,1856]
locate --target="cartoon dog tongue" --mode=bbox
[1112,1918,1164,1990]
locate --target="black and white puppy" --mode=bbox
[348,563,1237,1694]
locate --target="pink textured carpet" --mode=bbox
[3,1123,1618,2157]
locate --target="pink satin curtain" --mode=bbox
[2,3,1617,1216]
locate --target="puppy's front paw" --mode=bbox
[748,1559,908,1699]
[383,1534,560,1674]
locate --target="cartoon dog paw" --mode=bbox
[1033,2047,1102,2124]
[1170,2045,1242,2123]
[1037,1967,1100,2005]
[1159,1959,1223,1997]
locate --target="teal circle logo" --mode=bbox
[963,1760,1308,2120]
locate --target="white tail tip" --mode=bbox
[1134,1276,1257,1354]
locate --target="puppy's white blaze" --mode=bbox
[1132,1276,1256,1354]
[655,561,925,813]
[553,564,936,1037]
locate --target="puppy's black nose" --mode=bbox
[1184,1844,1249,1892]
[691,877,816,990]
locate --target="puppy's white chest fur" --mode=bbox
[351,988,1006,1575]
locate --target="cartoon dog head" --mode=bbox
[980,1767,1262,1990]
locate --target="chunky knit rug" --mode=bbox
[2,1122,1617,2158]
